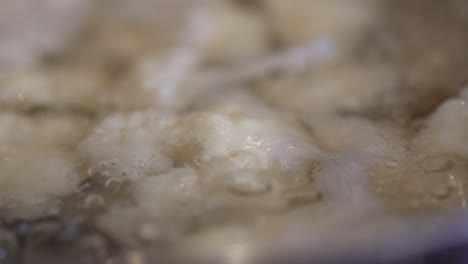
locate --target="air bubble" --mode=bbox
[105,177,122,192]
[423,158,454,173]
[100,171,110,177]
[225,170,272,196]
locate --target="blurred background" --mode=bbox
[1,0,468,263]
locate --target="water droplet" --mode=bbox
[225,170,271,196]
[423,158,454,173]
[85,194,104,209]
[384,160,398,168]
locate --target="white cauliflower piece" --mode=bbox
[83,101,320,244]
[80,102,319,181]
[0,112,92,148]
[256,63,397,115]
[33,114,93,148]
[110,1,269,111]
[135,168,202,229]
[264,0,377,47]
[79,0,195,67]
[303,115,403,154]
[96,206,158,247]
[0,66,107,111]
[413,90,468,158]
[0,148,77,206]
[111,53,200,111]
[0,112,89,218]
[197,1,269,64]
[79,110,175,181]
[167,103,319,171]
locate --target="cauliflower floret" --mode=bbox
[76,0,195,68]
[33,114,93,148]
[197,1,269,64]
[0,112,90,218]
[0,112,92,148]
[80,101,319,180]
[256,63,397,115]
[82,100,321,246]
[303,115,403,154]
[0,148,77,206]
[135,168,202,229]
[413,90,468,158]
[167,104,319,171]
[0,66,108,111]
[96,206,151,247]
[110,1,269,111]
[79,110,175,181]
[111,53,202,111]
[263,0,377,47]
[79,15,174,69]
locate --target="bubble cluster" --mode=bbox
[370,154,468,211]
